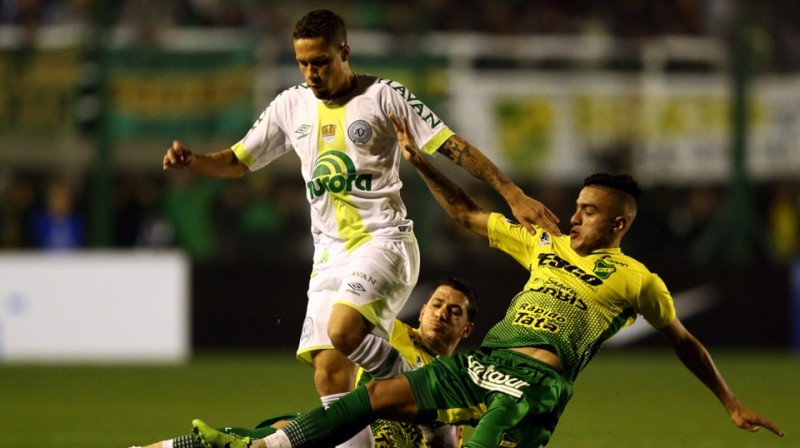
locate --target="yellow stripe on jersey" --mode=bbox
[422,127,455,155]
[437,404,488,425]
[316,102,372,252]
[231,141,257,167]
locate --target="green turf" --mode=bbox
[0,350,796,447]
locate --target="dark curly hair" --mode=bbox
[293,10,347,47]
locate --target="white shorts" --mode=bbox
[296,232,420,365]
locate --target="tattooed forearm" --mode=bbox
[416,155,484,217]
[440,135,512,193]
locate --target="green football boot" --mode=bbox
[192,419,252,448]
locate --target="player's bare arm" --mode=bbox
[438,133,562,237]
[162,140,248,179]
[658,319,784,437]
[391,113,490,238]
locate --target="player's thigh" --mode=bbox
[327,303,372,350]
[296,273,338,365]
[298,238,419,363]
[466,393,553,448]
[335,238,419,336]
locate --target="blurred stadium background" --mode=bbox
[0,0,798,446]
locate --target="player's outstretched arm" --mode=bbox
[658,318,784,437]
[436,133,561,237]
[163,140,248,179]
[390,113,490,238]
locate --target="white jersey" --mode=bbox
[231,74,454,252]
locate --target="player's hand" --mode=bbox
[389,113,424,165]
[731,405,784,437]
[507,190,562,236]
[163,140,196,170]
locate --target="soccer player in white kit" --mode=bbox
[163,9,560,448]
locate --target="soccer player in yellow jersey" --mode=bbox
[360,278,477,448]
[193,113,783,448]
[132,279,477,448]
[163,10,558,448]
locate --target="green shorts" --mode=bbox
[404,349,573,448]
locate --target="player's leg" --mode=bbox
[297,246,375,448]
[193,375,420,448]
[464,351,574,448]
[317,237,418,448]
[466,393,552,448]
[135,418,293,448]
[402,350,486,447]
[136,435,202,448]
[297,245,359,397]
[310,348,358,396]
[311,349,374,448]
[332,237,420,379]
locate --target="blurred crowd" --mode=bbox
[1,0,799,71]
[1,0,799,267]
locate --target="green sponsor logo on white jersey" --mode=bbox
[306,150,373,199]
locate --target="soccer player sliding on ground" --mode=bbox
[193,113,783,448]
[132,279,478,448]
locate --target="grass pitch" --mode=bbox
[0,350,796,447]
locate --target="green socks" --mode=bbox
[281,386,376,446]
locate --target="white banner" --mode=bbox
[0,251,189,362]
[449,72,800,185]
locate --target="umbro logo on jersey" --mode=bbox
[347,282,366,292]
[295,124,311,139]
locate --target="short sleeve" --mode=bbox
[232,96,292,171]
[636,273,676,328]
[487,212,539,269]
[380,79,454,155]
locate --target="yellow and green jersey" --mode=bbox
[357,321,455,448]
[481,213,676,381]
[231,74,453,252]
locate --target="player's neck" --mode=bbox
[331,70,357,99]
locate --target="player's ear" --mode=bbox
[341,43,350,62]
[612,216,628,232]
[461,322,475,339]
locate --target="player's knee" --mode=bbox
[313,358,355,393]
[328,304,372,355]
[328,328,363,355]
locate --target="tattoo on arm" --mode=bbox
[417,161,483,226]
[440,135,511,192]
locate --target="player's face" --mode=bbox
[418,285,473,356]
[294,37,351,100]
[569,186,622,255]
